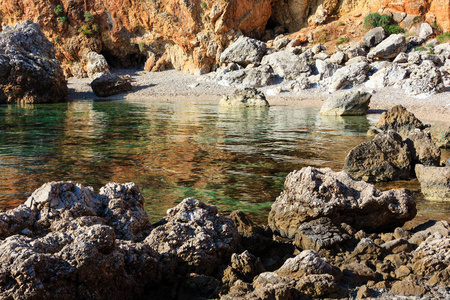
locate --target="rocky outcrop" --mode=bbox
[219,36,266,67]
[90,73,132,97]
[320,90,371,116]
[415,164,450,201]
[268,166,416,238]
[326,62,371,92]
[86,51,109,79]
[367,34,407,61]
[375,105,425,138]
[261,50,311,80]
[0,21,67,104]
[405,131,441,166]
[220,88,269,107]
[403,60,445,97]
[363,27,386,48]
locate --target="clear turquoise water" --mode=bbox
[0,99,448,224]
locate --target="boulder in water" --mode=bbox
[220,88,269,107]
[320,90,371,116]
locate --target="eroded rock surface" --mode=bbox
[320,90,371,116]
[375,105,425,138]
[220,88,269,107]
[415,164,450,201]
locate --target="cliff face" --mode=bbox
[0,0,448,76]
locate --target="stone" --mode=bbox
[329,51,346,65]
[90,73,132,97]
[220,88,269,108]
[351,238,384,261]
[405,131,441,166]
[261,50,311,79]
[308,4,328,26]
[0,21,67,104]
[357,285,373,299]
[428,122,450,148]
[403,60,445,97]
[86,51,110,79]
[367,34,407,60]
[343,130,413,182]
[390,280,428,296]
[408,52,422,65]
[220,36,267,67]
[363,27,387,48]
[294,274,338,298]
[393,52,408,63]
[375,105,425,138]
[415,164,450,201]
[326,62,371,92]
[230,250,265,282]
[268,167,416,238]
[418,22,434,40]
[381,238,415,254]
[316,59,340,79]
[344,41,367,59]
[413,233,450,277]
[395,265,412,279]
[435,43,450,58]
[408,220,450,245]
[145,198,240,275]
[342,263,377,284]
[320,90,371,116]
[365,65,409,88]
[216,65,274,88]
[273,36,290,50]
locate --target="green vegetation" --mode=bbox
[54,4,64,16]
[84,12,94,23]
[364,13,405,35]
[78,24,98,36]
[200,2,207,8]
[67,60,73,66]
[320,31,327,43]
[138,42,145,52]
[53,37,59,44]
[386,25,404,34]
[58,16,68,23]
[414,46,426,52]
[413,16,423,24]
[337,21,345,26]
[335,36,349,46]
[437,32,450,43]
[16,9,23,15]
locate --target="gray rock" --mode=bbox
[343,130,413,182]
[426,39,439,47]
[217,65,274,88]
[364,27,387,48]
[320,90,371,116]
[326,62,371,92]
[428,122,450,148]
[220,88,269,107]
[406,35,425,48]
[345,56,368,66]
[404,60,445,97]
[344,41,367,59]
[273,36,290,50]
[220,36,266,67]
[316,59,340,78]
[268,166,416,237]
[375,105,425,138]
[434,43,450,58]
[393,52,408,63]
[313,52,330,60]
[405,130,441,166]
[91,73,132,97]
[0,20,67,103]
[365,64,409,88]
[282,76,311,92]
[329,51,347,65]
[415,165,450,201]
[86,51,110,79]
[408,51,422,65]
[367,34,407,60]
[261,50,311,79]
[418,22,434,40]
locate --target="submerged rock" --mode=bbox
[320,90,371,116]
[0,20,67,103]
[90,73,132,97]
[220,88,269,107]
[268,167,416,238]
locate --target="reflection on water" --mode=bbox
[0,100,447,225]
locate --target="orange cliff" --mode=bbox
[0,0,448,76]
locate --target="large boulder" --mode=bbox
[367,34,407,60]
[415,164,450,201]
[0,20,67,104]
[428,122,450,148]
[86,51,110,79]
[90,73,132,97]
[363,27,387,48]
[220,88,269,107]
[145,198,240,275]
[326,62,371,92]
[219,36,267,67]
[216,65,274,88]
[413,233,450,277]
[268,166,416,237]
[365,64,409,88]
[403,60,445,97]
[418,22,434,40]
[320,90,371,116]
[261,50,311,79]
[405,131,441,166]
[375,105,425,138]
[343,130,413,182]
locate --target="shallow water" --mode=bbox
[0,99,448,224]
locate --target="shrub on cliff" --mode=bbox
[364,13,404,35]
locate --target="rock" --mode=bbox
[268,167,416,237]
[409,220,450,245]
[345,56,368,66]
[435,43,450,58]
[220,88,269,108]
[343,130,413,182]
[216,65,274,88]
[428,122,450,148]
[375,105,425,138]
[363,27,387,48]
[273,36,290,50]
[357,285,374,299]
[403,60,445,97]
[381,238,415,254]
[327,62,371,92]
[393,52,408,63]
[342,263,377,284]
[230,250,265,282]
[0,21,67,103]
[145,198,240,275]
[413,233,450,277]
[220,36,266,67]
[415,164,450,200]
[418,22,434,40]
[308,4,328,26]
[390,280,428,296]
[408,51,422,65]
[367,34,407,60]
[405,131,441,166]
[320,90,371,116]
[90,73,132,97]
[86,51,110,79]
[343,41,367,59]
[294,274,338,298]
[282,76,311,92]
[365,64,409,88]
[261,50,311,79]
[316,59,340,78]
[329,51,347,65]
[351,238,384,261]
[314,52,330,60]
[395,265,412,279]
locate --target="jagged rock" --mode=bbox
[220,88,269,107]
[308,4,328,26]
[145,198,240,275]
[363,27,387,48]
[343,130,413,182]
[435,43,450,58]
[390,280,428,296]
[314,52,330,60]
[268,167,416,237]
[219,36,267,67]
[418,22,434,40]
[316,59,340,78]
[415,164,450,200]
[428,122,450,148]
[365,64,409,88]
[404,60,445,96]
[86,51,110,79]
[261,50,311,79]
[329,51,347,65]
[381,238,414,254]
[413,233,450,276]
[228,250,265,282]
[408,51,422,65]
[0,20,67,104]
[350,238,384,261]
[342,263,377,284]
[367,34,407,60]
[408,220,450,245]
[375,105,425,138]
[405,131,441,166]
[273,36,290,50]
[326,62,371,92]
[393,52,408,63]
[282,76,311,91]
[343,41,367,59]
[320,90,371,116]
[216,65,274,88]
[90,73,132,97]
[345,56,368,66]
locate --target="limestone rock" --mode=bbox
[0,21,67,104]
[403,60,445,96]
[413,233,450,276]
[363,27,387,48]
[86,51,110,79]
[145,198,240,275]
[316,59,340,79]
[428,122,450,148]
[415,164,450,201]
[365,64,409,88]
[308,5,328,26]
[326,62,371,92]
[216,65,274,88]
[405,131,441,166]
[220,36,267,67]
[320,90,371,116]
[343,130,413,182]
[90,73,132,97]
[329,51,347,65]
[418,22,434,40]
[375,105,424,138]
[367,34,407,60]
[261,50,311,79]
[220,88,269,108]
[268,167,416,237]
[273,36,290,51]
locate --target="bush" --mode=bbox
[437,32,450,43]
[378,14,391,29]
[84,12,94,23]
[138,42,145,52]
[200,2,206,8]
[364,13,382,29]
[58,16,68,23]
[414,46,426,52]
[54,4,63,16]
[386,25,404,34]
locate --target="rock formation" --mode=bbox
[415,164,450,200]
[375,105,425,138]
[320,90,372,116]
[90,73,133,97]
[220,88,270,107]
